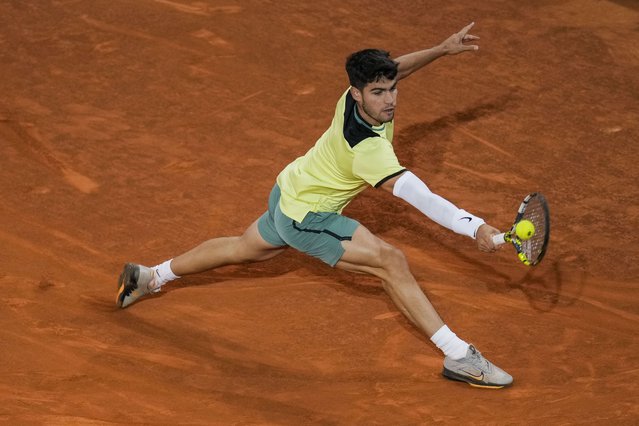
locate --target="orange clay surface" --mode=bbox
[1,1,639,424]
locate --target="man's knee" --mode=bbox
[238,224,286,262]
[378,242,409,272]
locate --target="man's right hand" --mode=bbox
[476,223,501,253]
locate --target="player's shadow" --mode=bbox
[396,94,518,172]
[504,256,587,312]
[609,0,639,11]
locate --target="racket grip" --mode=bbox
[492,233,507,246]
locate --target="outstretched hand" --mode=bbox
[440,22,480,55]
[476,224,501,253]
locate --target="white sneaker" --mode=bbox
[443,345,513,388]
[116,263,159,308]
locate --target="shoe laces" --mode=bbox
[468,345,492,372]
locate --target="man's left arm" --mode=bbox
[395,22,480,81]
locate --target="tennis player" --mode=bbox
[117,23,513,388]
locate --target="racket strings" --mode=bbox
[521,198,547,263]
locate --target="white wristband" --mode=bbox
[393,171,485,239]
[451,209,485,239]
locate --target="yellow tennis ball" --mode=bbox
[515,219,535,240]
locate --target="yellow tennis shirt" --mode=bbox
[276,88,406,223]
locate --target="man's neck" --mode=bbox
[354,104,383,129]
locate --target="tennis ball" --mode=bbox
[515,219,535,240]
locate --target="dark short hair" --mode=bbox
[345,49,399,90]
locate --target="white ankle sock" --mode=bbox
[430,325,470,360]
[152,259,180,287]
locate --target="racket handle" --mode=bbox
[492,233,507,246]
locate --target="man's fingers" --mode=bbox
[445,23,480,54]
[460,22,475,36]
[480,244,496,253]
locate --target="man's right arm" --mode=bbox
[381,171,499,251]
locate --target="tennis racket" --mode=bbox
[492,192,550,266]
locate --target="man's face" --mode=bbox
[351,77,398,126]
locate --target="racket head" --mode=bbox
[511,192,550,266]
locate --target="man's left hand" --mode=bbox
[441,22,480,55]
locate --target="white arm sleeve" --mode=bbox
[392,171,485,239]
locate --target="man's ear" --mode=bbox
[350,86,362,101]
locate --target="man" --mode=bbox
[117,23,513,388]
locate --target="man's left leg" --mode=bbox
[117,218,287,308]
[169,219,286,276]
[117,184,288,308]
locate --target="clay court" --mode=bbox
[2,0,639,424]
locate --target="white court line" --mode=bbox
[457,127,513,158]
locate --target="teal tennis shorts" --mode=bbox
[257,184,360,266]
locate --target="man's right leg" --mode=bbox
[336,225,445,337]
[337,225,513,388]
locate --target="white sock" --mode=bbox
[152,259,180,288]
[430,325,470,360]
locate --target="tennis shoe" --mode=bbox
[116,263,160,308]
[442,345,513,388]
